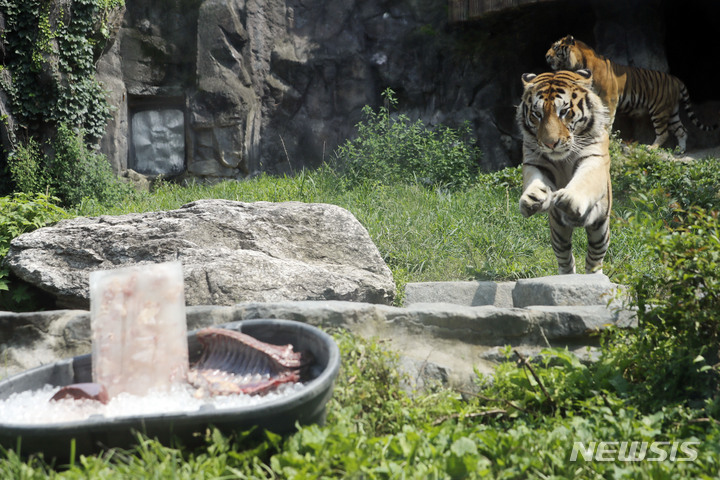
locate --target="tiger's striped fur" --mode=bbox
[517,69,612,274]
[546,35,717,153]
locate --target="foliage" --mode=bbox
[477,347,597,416]
[8,123,134,207]
[0,192,66,309]
[0,0,124,196]
[333,88,481,190]
[5,137,48,195]
[600,206,720,412]
[611,141,720,218]
[0,0,121,140]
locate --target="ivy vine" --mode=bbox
[0,0,123,143]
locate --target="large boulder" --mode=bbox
[4,200,395,308]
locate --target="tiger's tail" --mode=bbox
[680,83,719,132]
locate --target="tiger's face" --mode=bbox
[518,69,602,160]
[545,35,579,71]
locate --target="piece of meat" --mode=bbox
[188,328,311,396]
[50,383,110,404]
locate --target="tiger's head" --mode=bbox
[545,35,583,71]
[517,69,608,161]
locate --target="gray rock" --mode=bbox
[404,281,515,308]
[512,274,622,308]
[398,356,451,393]
[4,200,395,309]
[528,305,637,342]
[0,310,90,379]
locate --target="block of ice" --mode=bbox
[90,262,188,397]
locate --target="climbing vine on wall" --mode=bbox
[0,0,123,150]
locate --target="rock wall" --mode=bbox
[91,0,720,180]
[97,0,598,180]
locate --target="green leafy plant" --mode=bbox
[0,0,124,197]
[611,142,720,217]
[47,123,134,206]
[6,136,49,194]
[0,192,66,259]
[604,206,720,411]
[334,88,481,190]
[477,348,596,417]
[0,192,66,309]
[0,0,121,140]
[8,123,134,207]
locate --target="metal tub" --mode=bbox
[0,319,340,461]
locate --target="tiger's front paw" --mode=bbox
[519,184,552,218]
[552,188,591,222]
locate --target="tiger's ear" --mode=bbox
[565,35,575,45]
[521,73,537,86]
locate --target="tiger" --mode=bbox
[545,35,717,153]
[517,69,612,274]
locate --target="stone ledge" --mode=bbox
[403,281,516,308]
[404,273,623,308]
[0,295,636,391]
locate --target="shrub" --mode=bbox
[333,88,481,190]
[48,124,133,206]
[6,137,49,195]
[0,192,66,309]
[0,192,66,259]
[611,141,720,216]
[603,206,720,411]
[8,123,134,207]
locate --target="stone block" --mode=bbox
[404,281,515,307]
[512,274,621,307]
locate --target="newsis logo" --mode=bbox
[570,441,699,462]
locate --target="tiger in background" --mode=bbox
[545,35,717,153]
[517,69,612,274]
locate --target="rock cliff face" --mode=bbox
[97,0,543,180]
[94,0,720,181]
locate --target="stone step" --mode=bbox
[403,281,516,308]
[404,273,623,308]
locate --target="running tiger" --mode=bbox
[517,69,612,274]
[546,35,717,152]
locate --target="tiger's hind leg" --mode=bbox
[649,109,671,150]
[549,209,576,274]
[584,215,611,274]
[667,108,688,153]
[650,106,687,153]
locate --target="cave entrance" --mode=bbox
[128,96,186,176]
